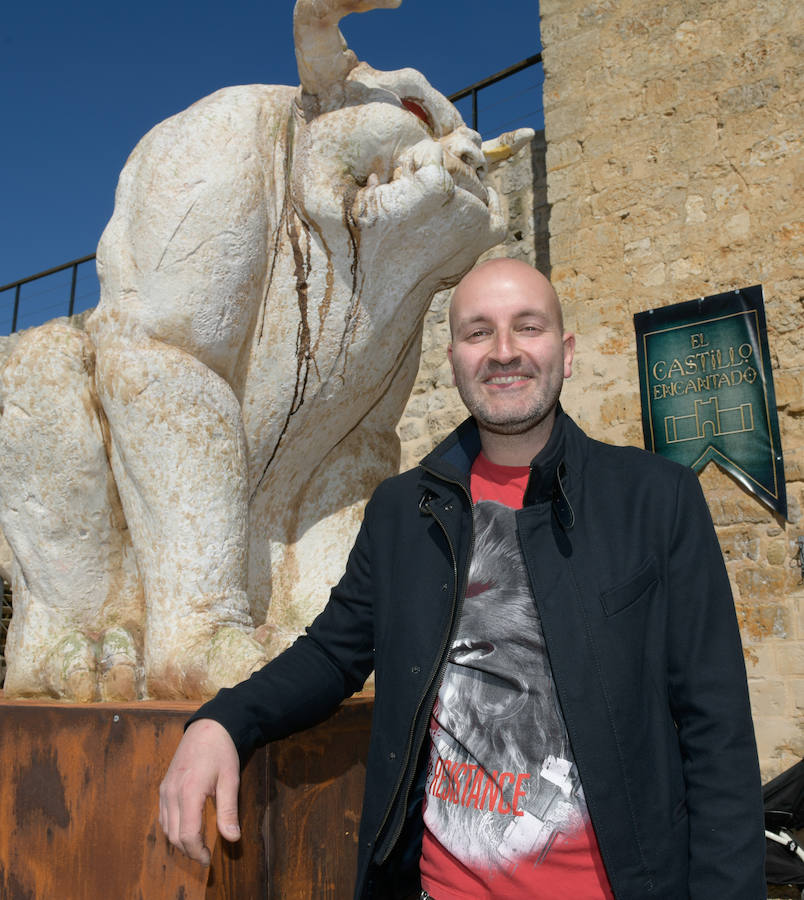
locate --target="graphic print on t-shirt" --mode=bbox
[423,500,591,886]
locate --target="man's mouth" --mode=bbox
[483,374,533,385]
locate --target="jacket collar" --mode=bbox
[419,406,579,528]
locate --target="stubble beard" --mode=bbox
[454,369,563,437]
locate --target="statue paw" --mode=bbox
[100,626,141,701]
[205,626,268,693]
[44,632,99,702]
[145,625,267,700]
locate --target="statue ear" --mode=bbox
[293,0,402,104]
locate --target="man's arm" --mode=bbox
[666,467,765,897]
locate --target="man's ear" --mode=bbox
[447,343,456,386]
[563,333,576,379]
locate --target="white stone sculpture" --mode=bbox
[0,0,531,701]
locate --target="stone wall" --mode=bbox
[537,0,803,777]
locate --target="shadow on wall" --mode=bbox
[531,131,550,277]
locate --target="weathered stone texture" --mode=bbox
[540,0,803,776]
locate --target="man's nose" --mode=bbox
[491,331,518,363]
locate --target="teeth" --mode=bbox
[485,375,530,384]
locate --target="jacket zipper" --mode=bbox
[374,469,475,865]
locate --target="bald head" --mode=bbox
[449,259,563,338]
[446,257,574,461]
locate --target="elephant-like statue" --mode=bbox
[0,0,530,700]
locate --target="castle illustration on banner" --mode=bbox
[664,396,755,444]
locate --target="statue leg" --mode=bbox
[0,324,143,700]
[93,332,267,699]
[252,328,422,659]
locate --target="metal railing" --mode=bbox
[1,55,543,336]
[449,53,543,133]
[0,254,98,335]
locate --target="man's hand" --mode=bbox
[159,718,241,865]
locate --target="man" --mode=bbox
[160,259,765,898]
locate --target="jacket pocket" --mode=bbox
[600,555,659,616]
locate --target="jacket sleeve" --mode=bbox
[665,466,765,897]
[188,496,378,765]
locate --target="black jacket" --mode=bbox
[194,410,765,898]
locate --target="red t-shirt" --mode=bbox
[419,453,613,899]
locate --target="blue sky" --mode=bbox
[1,0,542,332]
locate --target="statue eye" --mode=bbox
[401,98,432,130]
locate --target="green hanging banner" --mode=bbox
[634,285,787,518]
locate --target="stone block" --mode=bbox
[548,231,579,266]
[777,642,804,676]
[598,392,641,427]
[632,260,667,287]
[767,541,788,567]
[736,565,796,602]
[748,678,788,717]
[719,77,782,116]
[718,9,758,49]
[754,715,802,761]
[684,195,707,223]
[719,108,784,158]
[671,20,723,58]
[683,56,731,95]
[552,269,596,306]
[545,163,592,203]
[545,139,583,172]
[577,0,619,28]
[718,528,761,563]
[539,10,583,52]
[668,255,705,282]
[735,601,790,642]
[548,197,585,235]
[669,116,719,162]
[711,180,745,211]
[743,640,778,679]
[644,76,679,112]
[706,486,775,526]
[783,446,804,483]
[543,102,588,142]
[731,37,780,79]
[775,370,804,410]
[589,88,645,124]
[724,209,752,240]
[762,752,801,784]
[585,155,634,193]
[549,28,602,78]
[623,236,652,263]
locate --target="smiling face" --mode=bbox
[448,260,575,458]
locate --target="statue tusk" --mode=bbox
[481,128,535,164]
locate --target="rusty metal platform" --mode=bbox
[0,694,372,899]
